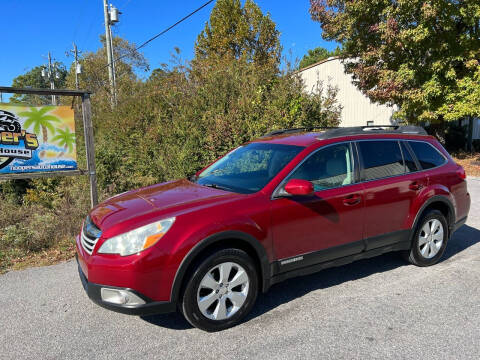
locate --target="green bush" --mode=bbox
[0,176,90,262]
[2,224,39,251]
[25,212,58,251]
[92,59,341,192]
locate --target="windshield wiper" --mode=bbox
[201,183,234,192]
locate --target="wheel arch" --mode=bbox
[170,231,271,304]
[411,195,455,237]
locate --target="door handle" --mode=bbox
[409,181,422,191]
[343,194,361,206]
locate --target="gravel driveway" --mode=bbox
[1,178,479,360]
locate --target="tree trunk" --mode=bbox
[41,125,48,143]
[58,146,67,158]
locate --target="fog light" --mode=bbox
[101,288,146,306]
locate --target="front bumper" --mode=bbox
[76,255,176,316]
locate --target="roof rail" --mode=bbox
[263,125,427,139]
[263,127,338,137]
[316,125,427,139]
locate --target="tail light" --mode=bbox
[456,164,466,180]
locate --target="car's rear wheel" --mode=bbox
[181,248,258,331]
[404,209,449,266]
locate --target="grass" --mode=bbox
[0,237,76,274]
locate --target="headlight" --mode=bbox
[98,217,175,256]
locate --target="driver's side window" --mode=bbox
[287,143,354,191]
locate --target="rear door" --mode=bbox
[356,139,425,250]
[270,142,365,269]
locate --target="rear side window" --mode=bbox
[401,142,418,172]
[408,141,446,169]
[358,140,404,180]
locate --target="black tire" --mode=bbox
[404,209,449,266]
[180,248,258,332]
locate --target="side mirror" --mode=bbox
[284,179,314,196]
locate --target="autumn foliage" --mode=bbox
[310,0,480,125]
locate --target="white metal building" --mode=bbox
[298,57,397,127]
[298,57,480,139]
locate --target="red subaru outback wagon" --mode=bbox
[76,126,470,331]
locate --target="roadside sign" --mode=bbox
[0,104,77,174]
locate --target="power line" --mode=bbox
[85,0,215,93]
[111,0,214,66]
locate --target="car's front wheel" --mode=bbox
[181,248,258,331]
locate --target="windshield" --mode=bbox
[195,143,304,194]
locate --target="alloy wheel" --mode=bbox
[418,219,444,259]
[196,262,250,321]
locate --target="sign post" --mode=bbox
[0,86,98,208]
[81,93,98,206]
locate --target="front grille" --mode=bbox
[81,216,102,255]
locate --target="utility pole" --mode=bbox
[42,52,59,105]
[68,42,82,89]
[48,52,56,105]
[103,0,120,108]
[109,25,117,99]
[73,43,80,89]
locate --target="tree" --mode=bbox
[51,127,76,153]
[309,0,480,131]
[11,64,67,105]
[18,107,60,143]
[194,0,281,68]
[64,35,148,114]
[299,46,342,69]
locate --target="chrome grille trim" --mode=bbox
[81,216,102,255]
[81,230,98,255]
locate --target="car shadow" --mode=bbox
[442,224,480,260]
[141,224,479,330]
[141,311,193,330]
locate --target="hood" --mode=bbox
[89,179,240,230]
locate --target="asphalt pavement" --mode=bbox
[1,178,479,360]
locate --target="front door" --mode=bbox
[270,142,365,271]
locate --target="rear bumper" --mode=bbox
[76,255,176,316]
[452,216,468,233]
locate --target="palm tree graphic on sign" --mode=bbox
[51,127,76,156]
[18,106,60,143]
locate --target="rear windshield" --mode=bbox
[408,141,446,169]
[196,143,304,194]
